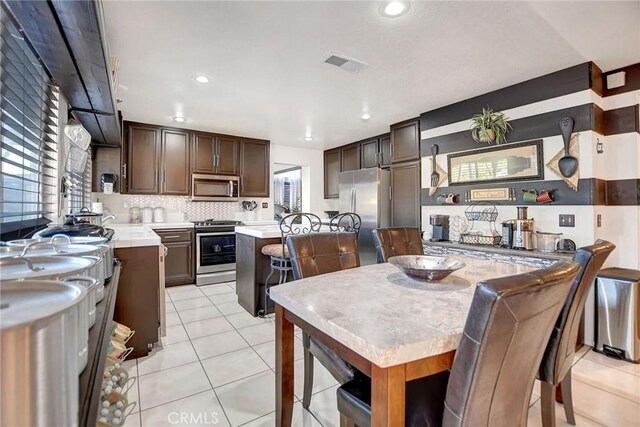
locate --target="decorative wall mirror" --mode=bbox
[447,139,544,186]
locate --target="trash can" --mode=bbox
[595,268,640,363]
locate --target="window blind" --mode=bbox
[0,4,59,237]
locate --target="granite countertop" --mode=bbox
[270,258,538,367]
[424,240,573,264]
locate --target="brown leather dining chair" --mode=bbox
[287,232,361,409]
[372,227,424,263]
[336,260,580,427]
[537,240,615,427]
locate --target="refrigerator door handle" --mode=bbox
[353,188,356,212]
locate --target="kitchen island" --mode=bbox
[235,225,290,316]
[235,223,335,316]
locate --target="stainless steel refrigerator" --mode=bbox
[339,168,391,265]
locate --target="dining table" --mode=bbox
[269,255,539,427]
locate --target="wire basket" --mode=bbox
[459,233,502,246]
[464,202,499,222]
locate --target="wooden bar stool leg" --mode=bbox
[541,381,557,427]
[560,369,576,425]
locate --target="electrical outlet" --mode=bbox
[559,214,575,227]
[597,214,602,227]
[262,202,268,208]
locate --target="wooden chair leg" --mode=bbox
[302,334,314,409]
[560,369,576,425]
[541,381,557,427]
[340,414,356,427]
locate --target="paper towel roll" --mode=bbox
[91,202,103,214]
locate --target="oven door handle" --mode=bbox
[197,232,236,237]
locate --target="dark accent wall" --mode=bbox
[422,179,607,207]
[421,104,595,155]
[420,62,597,130]
[603,105,640,136]
[606,179,640,206]
[603,63,640,97]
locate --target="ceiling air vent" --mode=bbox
[324,53,368,74]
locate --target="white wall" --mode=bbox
[267,144,338,218]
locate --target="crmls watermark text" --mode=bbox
[168,411,220,425]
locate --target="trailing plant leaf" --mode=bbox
[470,107,512,144]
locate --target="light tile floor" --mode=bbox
[123,283,640,426]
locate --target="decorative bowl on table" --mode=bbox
[388,255,466,282]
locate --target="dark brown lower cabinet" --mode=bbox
[114,245,160,359]
[235,233,293,316]
[391,160,421,227]
[155,228,194,286]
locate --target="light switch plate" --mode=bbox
[559,214,575,227]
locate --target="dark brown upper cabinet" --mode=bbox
[391,160,421,227]
[192,132,215,173]
[379,134,392,168]
[239,139,270,197]
[390,118,420,164]
[341,143,360,171]
[124,123,161,194]
[192,132,239,176]
[160,129,191,195]
[324,148,341,199]
[216,136,240,175]
[360,138,379,169]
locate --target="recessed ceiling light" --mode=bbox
[380,1,410,17]
[173,116,186,123]
[361,113,371,121]
[305,136,313,142]
[195,74,209,84]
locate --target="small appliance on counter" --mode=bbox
[100,173,118,194]
[501,220,515,248]
[513,206,534,250]
[429,214,450,242]
[535,231,563,253]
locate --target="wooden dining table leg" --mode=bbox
[275,305,294,427]
[371,363,405,427]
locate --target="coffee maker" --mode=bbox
[429,214,450,242]
[513,207,534,250]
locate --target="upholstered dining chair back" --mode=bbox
[538,240,615,385]
[287,232,360,280]
[372,227,424,263]
[443,261,579,427]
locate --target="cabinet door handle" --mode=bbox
[122,163,127,180]
[163,235,181,239]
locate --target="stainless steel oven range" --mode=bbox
[193,220,243,286]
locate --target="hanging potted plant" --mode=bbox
[470,107,512,145]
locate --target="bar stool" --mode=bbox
[258,212,321,317]
[328,212,362,236]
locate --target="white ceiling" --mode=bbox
[103,1,640,150]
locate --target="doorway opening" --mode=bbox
[273,166,302,220]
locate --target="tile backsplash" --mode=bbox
[91,193,270,222]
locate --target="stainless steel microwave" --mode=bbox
[191,174,239,201]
